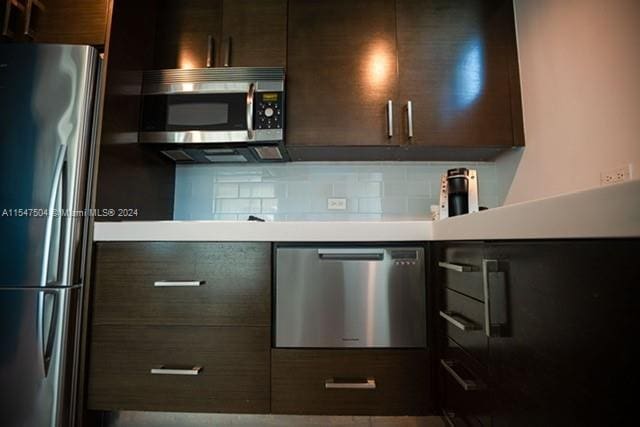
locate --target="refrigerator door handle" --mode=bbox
[40,144,67,287]
[37,290,59,377]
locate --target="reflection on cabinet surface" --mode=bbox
[396,0,523,149]
[286,0,399,151]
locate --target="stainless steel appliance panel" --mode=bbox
[0,44,98,288]
[0,287,81,427]
[0,43,99,427]
[275,246,427,348]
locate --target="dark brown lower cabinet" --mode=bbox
[271,349,430,415]
[87,325,270,413]
[436,239,640,426]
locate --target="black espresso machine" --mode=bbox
[438,168,479,219]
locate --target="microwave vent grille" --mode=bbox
[143,67,285,85]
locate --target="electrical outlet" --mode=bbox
[600,164,632,186]
[327,198,347,210]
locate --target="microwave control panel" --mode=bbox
[255,92,284,130]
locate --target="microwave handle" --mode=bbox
[246,83,255,140]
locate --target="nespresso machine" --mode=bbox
[439,168,479,219]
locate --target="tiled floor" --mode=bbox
[105,412,446,427]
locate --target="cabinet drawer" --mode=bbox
[87,325,270,413]
[272,349,429,415]
[440,339,491,426]
[442,289,488,366]
[438,244,485,301]
[92,242,271,326]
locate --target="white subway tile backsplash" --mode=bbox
[215,183,239,198]
[174,162,502,220]
[358,198,383,213]
[216,198,261,213]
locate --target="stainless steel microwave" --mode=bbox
[139,67,287,163]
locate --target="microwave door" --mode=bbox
[139,92,251,143]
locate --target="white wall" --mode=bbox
[497,0,640,204]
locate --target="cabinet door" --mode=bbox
[485,240,640,426]
[286,0,398,148]
[33,0,108,45]
[221,0,286,67]
[153,0,223,69]
[396,0,523,148]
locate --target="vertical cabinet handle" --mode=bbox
[2,0,24,38]
[206,35,215,68]
[407,101,414,139]
[223,37,231,67]
[387,100,393,138]
[246,82,255,139]
[325,378,376,390]
[482,259,508,337]
[23,0,44,38]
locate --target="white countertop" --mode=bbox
[93,180,640,242]
[433,179,640,240]
[93,220,432,242]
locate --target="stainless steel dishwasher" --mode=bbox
[275,246,427,348]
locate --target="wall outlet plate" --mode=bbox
[327,198,347,210]
[600,164,632,186]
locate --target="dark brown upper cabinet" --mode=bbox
[396,0,524,149]
[286,0,400,155]
[32,0,109,46]
[286,0,524,161]
[221,0,286,67]
[154,0,286,69]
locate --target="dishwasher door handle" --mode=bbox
[318,248,385,261]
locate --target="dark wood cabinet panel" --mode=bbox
[95,0,176,221]
[33,0,109,45]
[286,0,399,148]
[153,0,223,69]
[153,0,286,69]
[92,242,271,326]
[87,325,270,413]
[435,240,640,426]
[396,0,523,148]
[272,349,430,415]
[221,0,286,67]
[485,240,640,426]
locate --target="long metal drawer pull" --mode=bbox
[482,259,508,337]
[318,248,384,261]
[407,100,414,139]
[438,261,473,272]
[153,280,205,287]
[324,378,376,390]
[150,366,202,376]
[440,359,485,391]
[387,100,393,137]
[439,311,480,332]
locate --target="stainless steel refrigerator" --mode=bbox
[0,44,100,427]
